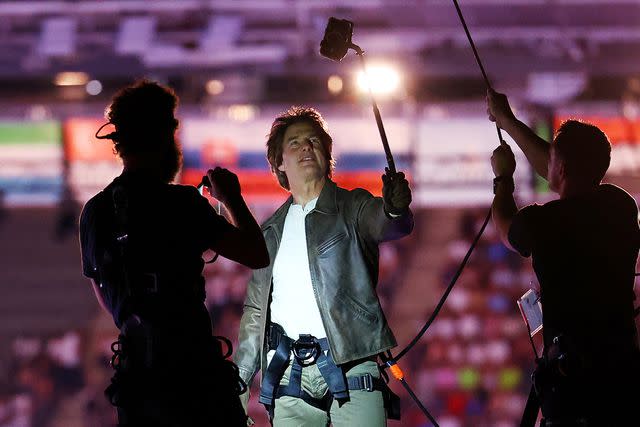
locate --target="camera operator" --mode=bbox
[79,80,269,426]
[487,89,640,426]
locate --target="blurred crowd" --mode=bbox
[2,207,637,427]
[399,209,541,427]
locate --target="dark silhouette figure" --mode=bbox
[488,89,640,426]
[79,80,269,427]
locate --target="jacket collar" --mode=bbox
[262,178,338,233]
[313,178,338,215]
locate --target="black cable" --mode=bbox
[393,208,491,362]
[380,207,490,425]
[450,0,506,145]
[373,2,510,425]
[387,0,507,363]
[451,0,490,88]
[399,378,439,427]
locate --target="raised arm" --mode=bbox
[490,144,518,252]
[487,89,551,179]
[358,170,414,242]
[206,167,269,269]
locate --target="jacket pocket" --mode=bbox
[339,290,377,324]
[317,231,348,256]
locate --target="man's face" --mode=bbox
[277,121,328,187]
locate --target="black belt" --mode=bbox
[259,323,386,417]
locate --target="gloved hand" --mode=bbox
[382,168,412,216]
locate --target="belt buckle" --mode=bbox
[362,373,374,392]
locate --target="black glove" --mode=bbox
[382,168,411,216]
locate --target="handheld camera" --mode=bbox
[319,17,396,173]
[320,18,359,61]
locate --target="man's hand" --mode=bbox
[491,144,516,178]
[382,168,411,216]
[206,167,242,206]
[487,89,517,129]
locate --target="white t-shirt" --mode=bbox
[269,197,328,341]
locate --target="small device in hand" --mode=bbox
[517,289,543,337]
[197,175,210,196]
[320,17,355,61]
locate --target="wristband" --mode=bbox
[493,175,515,194]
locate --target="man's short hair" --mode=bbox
[266,106,336,190]
[106,80,179,158]
[553,120,611,185]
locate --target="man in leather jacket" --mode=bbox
[234,107,413,426]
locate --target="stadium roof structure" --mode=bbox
[0,0,639,104]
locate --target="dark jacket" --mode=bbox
[234,179,414,389]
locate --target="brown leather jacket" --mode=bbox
[234,179,414,390]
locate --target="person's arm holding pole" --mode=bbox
[206,167,269,269]
[487,89,551,180]
[490,143,518,251]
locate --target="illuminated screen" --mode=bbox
[0,121,62,206]
[63,118,121,203]
[179,116,412,203]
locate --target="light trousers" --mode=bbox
[272,359,386,427]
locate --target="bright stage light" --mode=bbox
[86,80,103,95]
[356,64,401,96]
[206,79,225,95]
[228,104,257,122]
[54,71,89,86]
[327,75,343,95]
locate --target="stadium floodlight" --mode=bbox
[356,64,401,96]
[54,72,89,86]
[327,75,343,95]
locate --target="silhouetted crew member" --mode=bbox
[488,89,640,426]
[79,80,269,427]
[235,107,413,426]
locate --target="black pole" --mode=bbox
[450,0,506,145]
[354,47,397,173]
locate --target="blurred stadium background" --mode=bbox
[1,1,640,426]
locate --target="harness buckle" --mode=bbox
[292,334,321,365]
[362,373,374,392]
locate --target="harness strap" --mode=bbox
[346,373,386,393]
[259,335,293,406]
[274,385,333,412]
[315,339,349,401]
[260,323,387,418]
